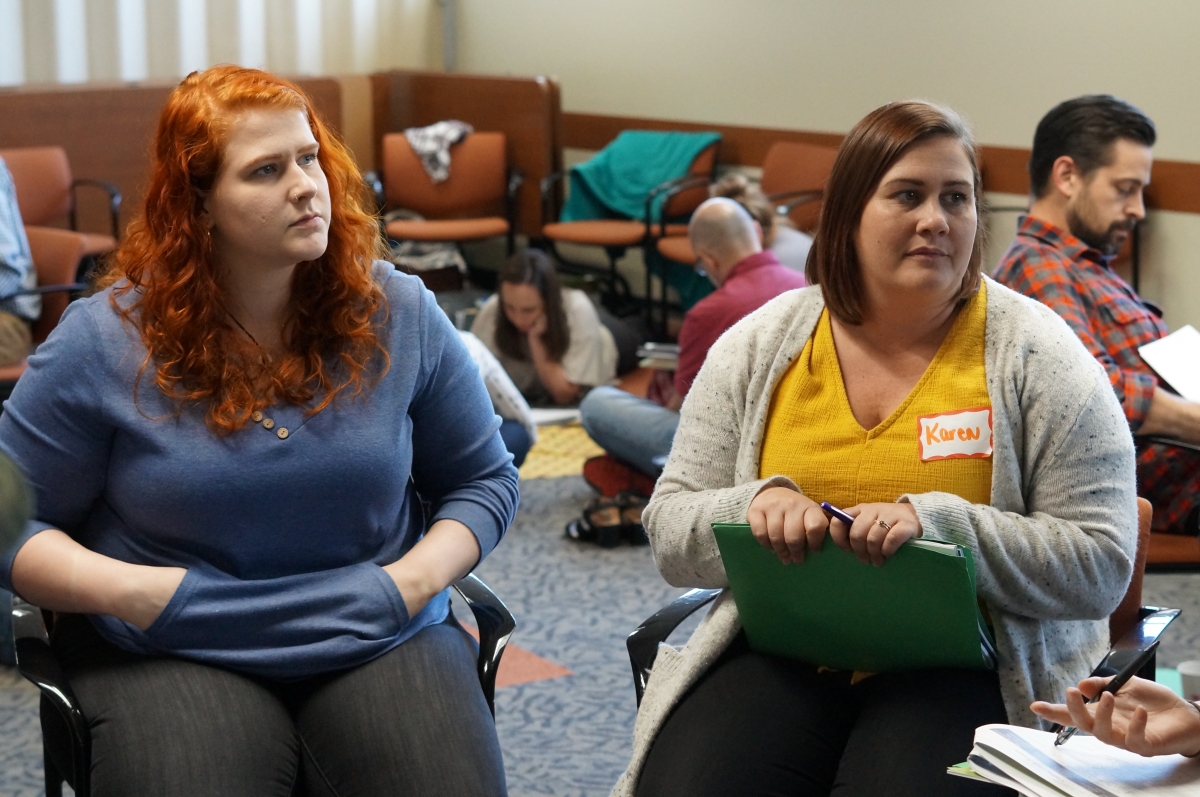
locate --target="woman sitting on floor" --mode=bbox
[471,248,622,406]
[0,66,518,796]
[616,101,1137,797]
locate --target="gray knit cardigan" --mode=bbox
[611,277,1137,796]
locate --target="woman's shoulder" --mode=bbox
[982,276,1102,364]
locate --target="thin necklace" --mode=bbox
[225,309,261,348]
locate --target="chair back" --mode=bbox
[0,147,73,227]
[25,226,86,344]
[661,141,720,219]
[1109,497,1152,644]
[381,132,507,220]
[760,141,840,232]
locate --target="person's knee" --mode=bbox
[579,385,622,435]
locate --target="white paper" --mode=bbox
[966,724,1200,797]
[529,408,581,426]
[1139,325,1200,402]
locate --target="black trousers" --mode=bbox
[636,633,1014,797]
[51,613,507,796]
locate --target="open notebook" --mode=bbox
[950,724,1200,796]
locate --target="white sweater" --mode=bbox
[612,277,1137,796]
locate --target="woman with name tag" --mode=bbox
[0,66,517,795]
[617,101,1137,797]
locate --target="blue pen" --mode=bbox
[820,502,855,526]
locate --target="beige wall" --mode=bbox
[457,0,1200,330]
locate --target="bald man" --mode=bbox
[579,197,806,478]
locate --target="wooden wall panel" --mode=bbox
[0,78,342,237]
[369,70,560,236]
[562,112,1200,215]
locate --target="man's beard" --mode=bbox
[1066,204,1135,258]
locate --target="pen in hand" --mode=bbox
[820,502,855,527]
[1054,640,1160,746]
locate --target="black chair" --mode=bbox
[627,498,1176,707]
[14,572,516,797]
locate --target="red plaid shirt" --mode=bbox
[992,215,1167,429]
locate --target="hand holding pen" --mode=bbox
[1046,641,1162,747]
[820,502,924,566]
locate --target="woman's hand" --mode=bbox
[121,565,188,631]
[746,487,829,564]
[829,502,922,566]
[1032,676,1200,758]
[384,518,482,618]
[11,528,188,631]
[527,311,548,340]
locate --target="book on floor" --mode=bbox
[711,523,996,672]
[949,723,1200,796]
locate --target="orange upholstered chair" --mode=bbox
[0,146,121,265]
[379,131,520,256]
[1137,437,1200,572]
[0,226,89,386]
[541,141,719,316]
[654,140,840,270]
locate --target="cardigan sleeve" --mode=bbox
[643,318,798,589]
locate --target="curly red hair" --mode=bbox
[99,65,387,434]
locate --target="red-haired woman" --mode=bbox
[0,66,517,795]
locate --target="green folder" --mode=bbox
[712,523,997,672]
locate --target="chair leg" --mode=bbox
[44,743,64,797]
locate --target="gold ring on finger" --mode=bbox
[876,519,892,531]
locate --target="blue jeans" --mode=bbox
[498,419,531,468]
[579,386,679,477]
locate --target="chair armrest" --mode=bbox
[12,598,92,790]
[626,588,720,706]
[767,188,824,217]
[453,573,516,718]
[644,174,710,237]
[70,178,123,240]
[1139,435,1200,454]
[539,170,569,230]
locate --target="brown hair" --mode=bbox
[493,249,570,363]
[98,65,387,434]
[709,173,791,248]
[805,100,985,325]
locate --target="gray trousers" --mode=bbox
[51,612,507,796]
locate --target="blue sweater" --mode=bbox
[0,263,520,679]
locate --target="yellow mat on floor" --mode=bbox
[519,423,604,480]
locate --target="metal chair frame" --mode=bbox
[14,573,515,797]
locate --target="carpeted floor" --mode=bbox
[0,476,1198,796]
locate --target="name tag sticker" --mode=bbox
[917,407,993,461]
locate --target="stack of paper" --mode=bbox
[950,724,1200,796]
[636,342,679,371]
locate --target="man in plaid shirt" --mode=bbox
[994,95,1200,536]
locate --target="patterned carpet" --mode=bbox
[0,477,1198,796]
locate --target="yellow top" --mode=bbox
[759,282,992,507]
